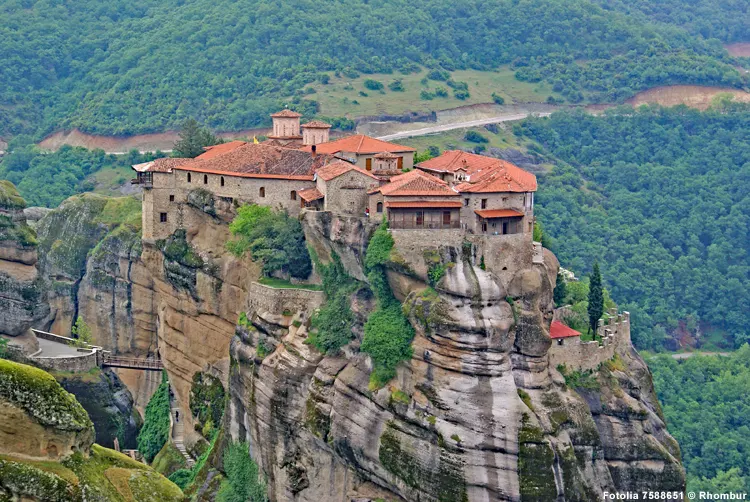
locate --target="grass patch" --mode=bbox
[93,196,142,229]
[390,389,411,405]
[151,441,187,478]
[517,388,534,410]
[557,364,600,390]
[257,276,322,291]
[0,454,79,485]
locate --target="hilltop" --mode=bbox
[1,0,748,139]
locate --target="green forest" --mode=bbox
[1,0,747,138]
[648,348,750,496]
[521,104,750,351]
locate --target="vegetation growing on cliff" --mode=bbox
[522,104,750,350]
[362,222,415,388]
[307,251,358,353]
[136,371,170,463]
[227,204,312,279]
[649,346,750,496]
[217,441,267,502]
[189,372,225,439]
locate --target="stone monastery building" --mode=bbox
[133,110,538,244]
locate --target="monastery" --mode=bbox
[132,110,537,246]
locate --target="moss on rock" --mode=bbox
[518,414,557,501]
[0,180,26,210]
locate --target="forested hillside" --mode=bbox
[649,348,750,496]
[521,104,750,350]
[0,0,746,138]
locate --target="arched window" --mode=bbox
[187,173,191,183]
[259,187,265,198]
[204,175,208,184]
[220,176,225,187]
[290,190,297,201]
[376,202,383,213]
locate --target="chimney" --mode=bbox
[311,144,317,157]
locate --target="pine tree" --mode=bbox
[587,262,604,335]
[553,271,567,307]
[173,118,220,158]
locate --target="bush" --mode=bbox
[492,92,505,105]
[388,79,405,92]
[136,372,171,462]
[464,130,488,143]
[189,372,225,439]
[426,69,450,81]
[168,469,192,490]
[363,79,384,91]
[446,79,468,91]
[217,441,267,502]
[227,204,311,279]
[420,90,434,100]
[307,253,358,354]
[453,89,470,100]
[434,86,448,97]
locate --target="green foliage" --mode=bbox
[0,337,7,359]
[649,346,750,496]
[256,276,322,290]
[168,468,192,490]
[388,79,405,92]
[136,371,170,463]
[0,179,26,210]
[557,364,600,390]
[70,317,93,348]
[363,79,384,91]
[217,441,267,502]
[491,92,505,105]
[587,263,603,334]
[522,106,750,350]
[162,229,204,268]
[464,130,488,143]
[308,252,357,353]
[0,146,160,208]
[189,372,225,439]
[227,204,312,279]
[151,441,187,477]
[172,119,222,158]
[553,272,567,307]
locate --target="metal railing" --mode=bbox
[102,354,164,371]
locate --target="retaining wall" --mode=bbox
[548,310,631,372]
[245,282,325,318]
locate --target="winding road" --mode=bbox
[376,112,552,141]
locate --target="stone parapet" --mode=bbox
[245,282,325,318]
[548,310,631,372]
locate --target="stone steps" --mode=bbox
[171,406,195,468]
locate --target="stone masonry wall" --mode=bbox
[245,282,325,318]
[323,170,373,215]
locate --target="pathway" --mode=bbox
[376,112,552,141]
[35,337,86,357]
[171,398,195,468]
[670,351,731,360]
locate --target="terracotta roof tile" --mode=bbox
[174,143,334,179]
[197,140,247,159]
[270,109,302,118]
[550,320,581,339]
[133,157,196,173]
[386,201,463,208]
[302,135,416,155]
[316,161,378,181]
[301,120,331,129]
[373,169,457,197]
[419,150,537,192]
[298,187,324,201]
[474,209,524,218]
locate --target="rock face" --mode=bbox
[56,368,142,449]
[0,181,48,340]
[223,213,684,502]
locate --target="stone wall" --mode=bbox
[322,170,372,216]
[32,350,100,373]
[548,310,632,372]
[245,282,325,318]
[460,192,533,234]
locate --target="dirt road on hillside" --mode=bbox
[375,112,551,141]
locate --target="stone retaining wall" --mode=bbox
[246,282,325,318]
[548,310,631,372]
[31,349,100,373]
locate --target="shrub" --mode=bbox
[464,130,488,143]
[217,441,267,502]
[426,69,450,81]
[388,79,405,92]
[71,316,93,348]
[189,372,225,439]
[136,372,171,462]
[446,79,468,91]
[308,252,357,353]
[492,92,505,105]
[363,79,384,91]
[0,337,7,359]
[420,90,434,100]
[227,204,311,279]
[168,468,192,490]
[434,86,448,97]
[453,89,470,100]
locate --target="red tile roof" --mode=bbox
[474,209,525,219]
[174,143,334,179]
[303,135,416,155]
[198,140,247,159]
[315,161,378,181]
[271,109,302,118]
[550,321,581,339]
[456,164,536,193]
[419,150,537,193]
[302,120,331,129]
[133,157,196,173]
[372,169,457,197]
[298,187,324,201]
[386,201,463,208]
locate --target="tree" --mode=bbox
[0,337,8,359]
[71,316,93,348]
[173,119,221,158]
[553,272,567,307]
[587,262,604,334]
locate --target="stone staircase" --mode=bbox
[171,404,195,468]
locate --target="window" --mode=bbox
[376,202,383,213]
[259,187,265,198]
[187,173,191,183]
[290,190,297,201]
[160,212,168,223]
[366,158,372,171]
[397,156,403,169]
[220,176,225,187]
[482,222,488,233]
[415,211,424,226]
[481,198,488,209]
[557,339,564,346]
[443,211,451,225]
[464,198,469,206]
[169,195,175,202]
[204,175,208,184]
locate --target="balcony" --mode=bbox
[389,220,461,230]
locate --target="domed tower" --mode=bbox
[372,151,401,180]
[268,109,302,144]
[301,120,331,146]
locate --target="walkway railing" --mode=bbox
[102,354,164,371]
